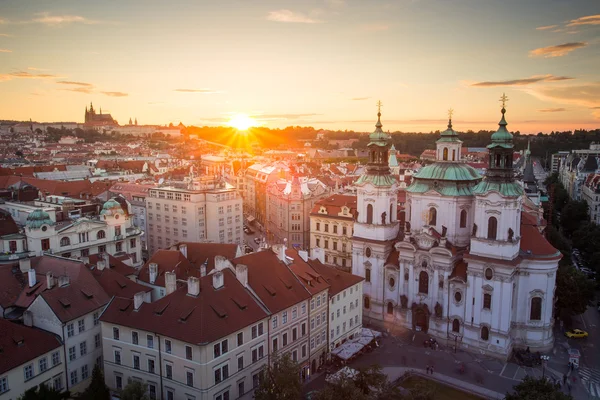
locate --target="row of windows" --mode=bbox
[427,207,502,240]
[21,351,61,383]
[331,315,360,339]
[315,238,348,253]
[314,223,349,235]
[272,305,306,330]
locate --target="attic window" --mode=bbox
[118,303,130,312]
[264,285,277,296]
[179,307,196,322]
[12,335,24,345]
[154,303,169,315]
[81,289,94,299]
[26,282,41,296]
[210,304,227,319]
[278,278,293,290]
[59,298,71,308]
[117,280,127,289]
[231,297,247,310]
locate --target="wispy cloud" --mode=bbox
[529,42,587,58]
[28,67,48,71]
[61,87,94,94]
[0,48,11,53]
[1,13,106,26]
[360,24,388,32]
[525,82,600,118]
[538,108,567,112]
[101,91,128,97]
[252,113,321,120]
[470,74,573,87]
[0,33,12,37]
[0,71,60,82]
[174,88,220,93]
[351,97,371,101]
[267,10,322,24]
[536,24,558,30]
[326,0,346,8]
[566,14,600,27]
[57,80,93,87]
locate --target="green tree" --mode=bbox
[254,354,302,400]
[316,365,407,400]
[560,200,589,236]
[505,376,572,400]
[555,265,595,315]
[121,381,150,400]
[80,365,110,400]
[18,384,69,400]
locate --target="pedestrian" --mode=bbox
[563,374,567,384]
[426,365,430,374]
[570,362,574,372]
[430,366,434,375]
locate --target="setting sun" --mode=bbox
[227,114,256,131]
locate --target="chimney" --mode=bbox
[165,271,176,295]
[58,275,70,287]
[133,291,145,310]
[310,247,325,264]
[212,271,224,290]
[46,272,54,289]
[19,258,31,273]
[23,310,33,327]
[97,260,106,271]
[80,256,89,265]
[235,264,248,287]
[298,250,309,262]
[187,276,200,296]
[200,260,207,277]
[102,252,110,263]
[28,269,37,287]
[149,263,158,284]
[272,244,287,262]
[179,243,188,259]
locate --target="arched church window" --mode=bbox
[387,302,394,315]
[97,230,106,239]
[495,153,501,168]
[366,204,373,224]
[530,297,542,320]
[365,247,372,258]
[480,326,489,341]
[443,148,448,161]
[389,203,393,223]
[365,268,371,283]
[428,208,437,226]
[452,319,460,333]
[505,155,512,168]
[389,276,395,288]
[487,217,498,240]
[452,149,456,161]
[418,271,429,295]
[459,210,467,228]
[364,296,370,309]
[60,237,70,247]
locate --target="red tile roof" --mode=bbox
[385,248,399,268]
[307,259,363,297]
[449,260,467,282]
[285,249,329,296]
[172,242,241,273]
[232,250,311,314]
[138,250,196,286]
[0,264,25,309]
[87,253,137,277]
[310,194,357,219]
[0,319,62,375]
[100,269,268,345]
[0,209,19,236]
[520,223,562,260]
[90,267,151,299]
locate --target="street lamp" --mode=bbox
[541,355,550,378]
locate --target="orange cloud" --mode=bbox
[471,75,573,87]
[57,80,93,87]
[101,91,128,97]
[538,108,566,112]
[566,14,600,27]
[0,71,60,81]
[174,88,219,93]
[0,49,12,53]
[529,42,587,58]
[266,10,322,23]
[536,25,558,30]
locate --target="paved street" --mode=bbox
[304,311,600,399]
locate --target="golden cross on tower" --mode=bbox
[500,93,509,109]
[376,100,383,113]
[448,108,454,120]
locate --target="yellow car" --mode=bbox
[565,329,588,339]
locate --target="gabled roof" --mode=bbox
[90,267,151,299]
[100,269,268,345]
[0,209,19,237]
[0,319,62,375]
[232,250,311,313]
[0,265,26,309]
[138,250,196,286]
[310,194,357,219]
[172,242,241,273]
[285,249,329,296]
[87,253,137,277]
[307,259,363,297]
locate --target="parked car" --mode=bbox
[565,329,588,339]
[580,267,596,278]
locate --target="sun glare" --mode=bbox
[228,114,255,131]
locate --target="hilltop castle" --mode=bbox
[84,102,118,127]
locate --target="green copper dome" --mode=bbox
[368,111,390,147]
[437,119,462,143]
[100,198,124,216]
[412,163,482,182]
[26,209,54,229]
[488,108,513,149]
[472,181,524,197]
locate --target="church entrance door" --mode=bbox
[411,304,430,333]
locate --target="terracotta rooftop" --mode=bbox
[449,260,467,282]
[285,249,330,296]
[87,253,137,277]
[232,250,311,314]
[100,269,268,345]
[0,264,25,309]
[307,259,363,297]
[138,250,196,286]
[90,266,151,299]
[0,319,62,375]
[0,209,19,237]
[310,194,357,218]
[172,242,241,273]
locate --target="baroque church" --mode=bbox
[84,102,118,127]
[352,99,561,359]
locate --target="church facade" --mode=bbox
[352,100,561,359]
[84,102,118,128]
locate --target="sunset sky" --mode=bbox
[0,0,599,133]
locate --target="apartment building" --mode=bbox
[1,198,143,267]
[109,183,156,251]
[309,194,357,272]
[23,257,110,393]
[307,255,364,350]
[145,178,243,255]
[582,173,600,224]
[232,247,313,379]
[265,176,329,249]
[0,319,67,398]
[243,163,288,227]
[101,270,271,400]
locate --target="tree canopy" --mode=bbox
[253,354,302,400]
[555,265,596,316]
[120,381,150,400]
[505,376,572,400]
[79,365,110,400]
[18,385,69,400]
